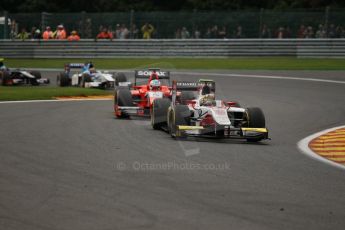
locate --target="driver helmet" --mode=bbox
[150,79,161,90]
[200,94,216,106]
[201,84,211,95]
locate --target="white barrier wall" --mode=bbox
[1,39,345,58]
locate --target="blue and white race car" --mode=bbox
[57,62,115,89]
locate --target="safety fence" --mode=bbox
[1,39,345,58]
[1,9,345,39]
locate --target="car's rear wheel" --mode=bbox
[114,88,133,118]
[151,98,170,130]
[179,91,196,104]
[245,107,266,142]
[57,73,70,87]
[115,72,127,86]
[1,71,11,86]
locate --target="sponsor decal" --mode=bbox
[137,70,167,76]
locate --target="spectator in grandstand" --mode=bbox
[119,24,129,39]
[30,27,41,39]
[218,26,227,38]
[276,27,285,39]
[114,24,121,38]
[175,28,181,39]
[328,24,336,38]
[54,25,67,39]
[336,26,345,38]
[194,27,201,39]
[67,30,80,41]
[261,24,271,38]
[315,24,327,38]
[16,28,29,40]
[10,20,17,40]
[234,25,244,38]
[129,24,139,39]
[43,26,53,40]
[96,27,113,39]
[304,26,314,38]
[297,25,306,38]
[211,25,218,38]
[141,23,154,39]
[85,18,92,38]
[285,26,292,38]
[204,27,212,38]
[181,27,190,39]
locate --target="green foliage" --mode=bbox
[1,0,345,12]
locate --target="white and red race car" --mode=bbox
[151,79,269,142]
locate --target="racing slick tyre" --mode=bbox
[180,91,196,103]
[1,71,11,86]
[151,98,170,130]
[30,71,41,79]
[30,78,39,86]
[114,88,133,118]
[245,107,266,142]
[169,105,190,138]
[115,72,127,86]
[57,73,70,87]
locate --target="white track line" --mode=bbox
[24,68,345,85]
[178,72,345,84]
[297,125,345,171]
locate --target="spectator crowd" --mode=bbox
[9,19,345,41]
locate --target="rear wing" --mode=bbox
[134,69,170,79]
[135,69,170,79]
[171,80,216,105]
[172,81,198,105]
[134,69,170,86]
[65,63,85,68]
[198,79,216,92]
[172,81,215,92]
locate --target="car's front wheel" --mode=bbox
[245,107,266,142]
[169,105,190,138]
[114,88,133,118]
[151,98,170,130]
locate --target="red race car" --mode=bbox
[114,68,171,118]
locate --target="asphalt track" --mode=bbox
[1,70,345,230]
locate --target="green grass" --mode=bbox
[1,57,344,101]
[0,86,112,101]
[4,57,345,70]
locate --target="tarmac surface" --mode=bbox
[0,70,345,230]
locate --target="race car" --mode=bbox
[0,58,49,86]
[56,62,115,88]
[151,79,269,142]
[114,68,171,118]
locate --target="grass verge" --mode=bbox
[5,57,345,70]
[0,86,112,101]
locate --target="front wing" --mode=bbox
[176,125,269,140]
[115,106,150,117]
